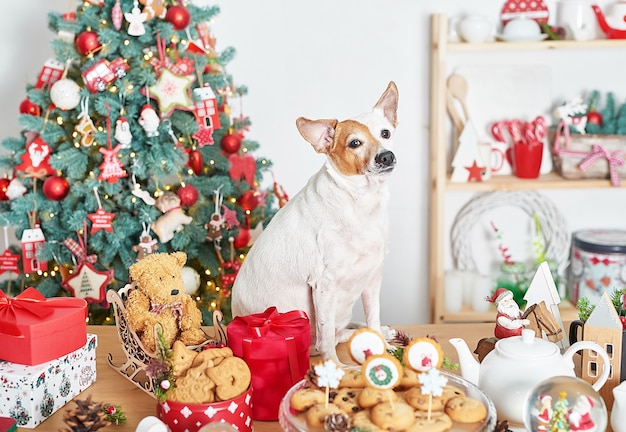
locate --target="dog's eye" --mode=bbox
[348,139,362,148]
[381,129,391,139]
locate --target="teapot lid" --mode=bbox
[496,329,559,358]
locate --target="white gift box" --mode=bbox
[0,334,97,428]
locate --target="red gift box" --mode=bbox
[227,307,310,421]
[0,288,88,365]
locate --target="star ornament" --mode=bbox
[0,249,20,275]
[87,208,115,233]
[147,68,195,118]
[62,261,113,305]
[465,160,484,182]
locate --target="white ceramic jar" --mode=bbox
[458,15,493,43]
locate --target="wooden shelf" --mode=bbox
[427,13,626,324]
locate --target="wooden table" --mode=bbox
[19,323,495,432]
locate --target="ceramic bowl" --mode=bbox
[458,16,493,43]
[497,18,548,42]
[278,371,497,432]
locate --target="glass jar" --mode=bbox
[496,262,529,307]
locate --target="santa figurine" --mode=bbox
[568,395,596,432]
[114,117,133,148]
[138,104,160,137]
[537,394,553,432]
[486,287,530,339]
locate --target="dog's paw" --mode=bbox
[380,325,397,341]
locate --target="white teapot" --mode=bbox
[449,329,610,427]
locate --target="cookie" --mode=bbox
[370,401,415,430]
[170,363,215,403]
[397,367,420,389]
[405,386,446,411]
[289,388,327,411]
[445,395,488,423]
[358,387,398,408]
[305,403,343,428]
[191,346,233,368]
[441,385,466,403]
[408,411,453,432]
[351,410,384,432]
[330,388,363,414]
[205,356,251,401]
[171,341,198,377]
[339,368,366,388]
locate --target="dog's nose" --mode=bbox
[170,289,179,295]
[375,150,396,167]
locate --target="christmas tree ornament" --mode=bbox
[221,205,239,229]
[130,172,156,205]
[75,30,101,56]
[16,135,56,179]
[139,0,167,20]
[19,98,41,116]
[273,178,289,208]
[6,177,26,200]
[82,57,130,93]
[114,117,132,148]
[75,96,97,147]
[98,113,127,183]
[151,191,193,243]
[43,175,70,201]
[239,189,259,212]
[35,58,64,89]
[50,78,81,110]
[233,228,250,249]
[186,148,203,175]
[0,178,9,201]
[62,232,113,305]
[0,226,20,276]
[176,183,198,206]
[87,187,115,234]
[192,84,220,147]
[221,133,242,154]
[229,153,256,186]
[147,68,195,117]
[139,103,160,137]
[111,0,123,30]
[20,214,48,274]
[124,0,148,37]
[131,225,159,261]
[165,5,191,30]
[181,266,200,295]
[205,186,225,244]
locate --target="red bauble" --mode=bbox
[221,133,242,154]
[76,31,101,56]
[165,5,191,30]
[186,149,203,176]
[19,98,41,116]
[177,184,199,206]
[587,111,603,126]
[0,178,10,201]
[43,175,70,201]
[233,228,250,249]
[239,190,259,211]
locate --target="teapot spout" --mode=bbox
[591,4,612,35]
[449,337,480,385]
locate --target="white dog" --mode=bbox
[231,82,398,365]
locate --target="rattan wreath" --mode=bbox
[450,190,570,273]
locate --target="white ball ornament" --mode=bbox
[181,266,200,295]
[50,78,81,110]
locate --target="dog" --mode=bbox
[231,81,398,365]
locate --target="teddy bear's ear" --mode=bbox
[172,251,187,267]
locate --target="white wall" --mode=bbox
[2,0,624,325]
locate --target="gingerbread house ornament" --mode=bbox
[192,84,220,146]
[579,291,624,408]
[21,224,48,273]
[500,0,549,24]
[35,58,65,89]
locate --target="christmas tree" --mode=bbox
[0,0,278,324]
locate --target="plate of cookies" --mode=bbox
[278,371,496,432]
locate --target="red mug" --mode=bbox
[512,140,543,179]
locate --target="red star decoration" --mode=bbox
[61,261,113,306]
[222,206,240,229]
[465,161,484,182]
[0,249,20,275]
[87,208,115,233]
[192,126,215,147]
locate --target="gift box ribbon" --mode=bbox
[0,287,84,337]
[234,307,309,384]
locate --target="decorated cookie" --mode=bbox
[348,328,386,364]
[362,354,403,390]
[403,337,444,372]
[314,359,345,389]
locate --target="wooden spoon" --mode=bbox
[447,74,471,122]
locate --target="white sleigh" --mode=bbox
[106,285,227,397]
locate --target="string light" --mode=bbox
[56,116,64,125]
[123,39,130,46]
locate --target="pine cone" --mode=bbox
[59,395,111,432]
[324,412,350,432]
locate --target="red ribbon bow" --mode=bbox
[0,287,54,336]
[579,144,625,187]
[236,307,309,338]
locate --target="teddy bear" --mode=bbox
[151,192,193,243]
[124,251,207,353]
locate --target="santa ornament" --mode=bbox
[139,104,160,137]
[114,117,132,148]
[16,135,56,179]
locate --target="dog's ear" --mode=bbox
[296,117,338,154]
[373,81,399,128]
